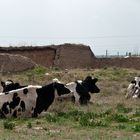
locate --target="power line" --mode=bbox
[0,35,140,39]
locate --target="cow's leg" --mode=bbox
[32,109,38,117]
[79,96,88,105]
[86,94,91,101]
[71,95,75,103]
[79,93,91,105]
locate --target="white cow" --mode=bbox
[126,76,140,98]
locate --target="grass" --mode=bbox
[0,67,140,139]
[3,120,15,130]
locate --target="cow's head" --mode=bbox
[126,76,140,98]
[54,82,71,96]
[131,77,140,98]
[133,77,140,89]
[1,80,21,92]
[82,76,100,93]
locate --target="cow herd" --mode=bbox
[0,76,100,118]
[0,75,139,118]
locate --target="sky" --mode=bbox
[0,0,140,55]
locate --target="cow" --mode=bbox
[1,80,26,92]
[66,76,100,105]
[126,76,140,98]
[0,81,71,118]
[1,79,62,93]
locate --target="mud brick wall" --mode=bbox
[0,44,96,69]
[0,47,56,67]
[93,57,140,70]
[54,44,95,68]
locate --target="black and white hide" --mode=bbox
[66,76,100,105]
[126,76,140,98]
[1,80,26,92]
[0,82,70,118]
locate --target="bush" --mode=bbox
[27,122,32,129]
[116,104,132,113]
[3,121,15,130]
[79,112,108,127]
[46,114,58,123]
[111,114,129,123]
[33,66,47,75]
[132,124,140,132]
[133,108,140,117]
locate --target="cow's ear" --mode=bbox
[85,76,92,81]
[1,81,5,87]
[15,83,20,88]
[93,78,98,83]
[7,79,13,83]
[138,81,140,87]
[131,80,136,84]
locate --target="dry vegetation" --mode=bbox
[0,66,140,140]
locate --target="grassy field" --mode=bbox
[0,66,140,140]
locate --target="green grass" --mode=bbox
[0,67,140,139]
[3,120,15,130]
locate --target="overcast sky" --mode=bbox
[0,0,140,55]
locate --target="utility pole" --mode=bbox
[106,50,108,57]
[117,52,119,57]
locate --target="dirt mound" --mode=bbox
[0,44,96,69]
[0,53,36,73]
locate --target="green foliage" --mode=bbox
[133,108,140,117]
[132,124,140,132]
[0,68,140,139]
[45,110,110,128]
[27,122,32,129]
[94,67,138,81]
[46,114,58,123]
[116,104,132,113]
[57,110,83,121]
[3,121,15,130]
[79,116,108,127]
[32,66,47,75]
[110,114,129,123]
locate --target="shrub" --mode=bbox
[111,114,129,123]
[46,114,58,123]
[133,108,140,117]
[33,66,47,75]
[79,116,108,127]
[27,122,32,129]
[132,124,140,132]
[3,121,15,130]
[116,104,132,113]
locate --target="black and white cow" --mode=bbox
[1,80,26,92]
[66,76,100,105]
[0,81,71,118]
[126,76,140,98]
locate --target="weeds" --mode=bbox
[116,124,126,130]
[110,114,129,123]
[132,124,140,132]
[3,120,15,130]
[46,114,58,123]
[116,103,133,113]
[27,122,32,129]
[133,108,140,117]
[0,67,140,139]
